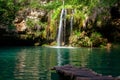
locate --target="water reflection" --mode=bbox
[87,48,120,76]
[13,47,57,80]
[57,49,62,66]
[57,48,70,66]
[0,46,120,80]
[68,48,92,67]
[14,48,40,80]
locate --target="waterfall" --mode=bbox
[57,9,64,46]
[57,0,67,46]
[63,9,67,45]
[70,10,74,35]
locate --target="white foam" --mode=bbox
[45,46,75,49]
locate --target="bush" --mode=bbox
[90,32,107,47]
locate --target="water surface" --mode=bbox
[0,46,120,80]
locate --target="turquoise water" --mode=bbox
[0,46,120,80]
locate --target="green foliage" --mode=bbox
[26,18,34,28]
[90,32,107,47]
[26,18,47,28]
[0,0,118,24]
[0,0,18,24]
[40,1,62,11]
[69,31,107,47]
[0,0,118,46]
[69,31,92,47]
[46,0,117,46]
[26,17,47,40]
[100,0,119,7]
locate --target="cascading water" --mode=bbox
[63,9,67,45]
[57,9,64,46]
[70,9,74,35]
[57,0,67,46]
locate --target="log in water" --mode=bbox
[53,65,119,80]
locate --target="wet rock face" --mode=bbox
[105,2,120,42]
[110,2,120,19]
[14,8,47,32]
[14,19,27,32]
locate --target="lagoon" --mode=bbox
[0,46,120,80]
